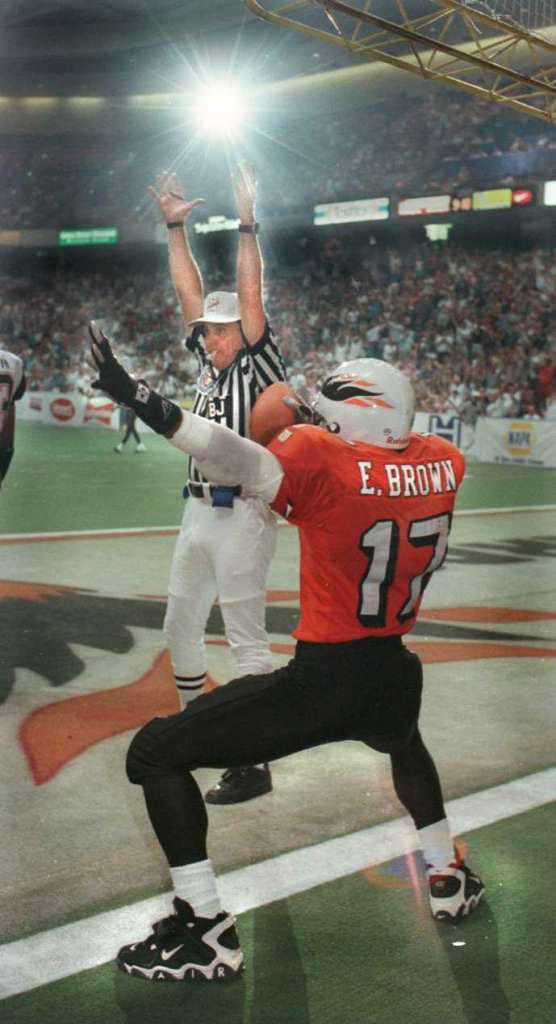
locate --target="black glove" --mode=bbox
[89,321,182,437]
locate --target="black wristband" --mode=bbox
[129,381,183,436]
[166,221,183,230]
[238,222,259,234]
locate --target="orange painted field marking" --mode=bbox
[408,641,556,664]
[362,839,469,891]
[422,607,556,623]
[0,580,90,602]
[15,599,556,786]
[19,650,179,786]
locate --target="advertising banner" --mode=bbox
[398,195,451,216]
[473,418,556,468]
[58,228,119,246]
[194,215,241,234]
[314,197,389,225]
[472,188,512,211]
[18,392,120,429]
[413,412,463,448]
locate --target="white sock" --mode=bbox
[418,818,455,869]
[170,859,222,919]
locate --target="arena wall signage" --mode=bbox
[512,188,533,206]
[18,392,120,429]
[49,397,76,423]
[58,228,119,246]
[396,189,535,218]
[398,195,451,216]
[425,223,453,241]
[313,198,389,225]
[473,418,556,468]
[194,215,241,234]
[450,196,472,212]
[472,189,512,210]
[471,187,534,210]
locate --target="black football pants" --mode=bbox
[126,636,446,866]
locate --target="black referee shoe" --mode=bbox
[205,764,272,805]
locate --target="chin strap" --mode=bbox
[282,392,326,428]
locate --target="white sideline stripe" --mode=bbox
[0,526,180,541]
[1,766,554,1000]
[1,503,555,542]
[454,504,556,517]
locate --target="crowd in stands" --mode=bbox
[260,92,556,217]
[2,240,555,422]
[1,86,555,231]
[0,266,185,398]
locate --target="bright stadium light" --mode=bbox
[191,81,247,137]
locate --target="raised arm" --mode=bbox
[233,162,266,346]
[148,172,205,326]
[89,323,283,501]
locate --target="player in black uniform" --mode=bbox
[114,408,145,453]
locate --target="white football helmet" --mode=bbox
[312,359,415,448]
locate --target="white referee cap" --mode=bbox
[188,291,241,325]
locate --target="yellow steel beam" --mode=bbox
[244,0,556,122]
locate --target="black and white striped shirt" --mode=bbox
[185,321,286,490]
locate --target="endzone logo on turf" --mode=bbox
[0,566,553,785]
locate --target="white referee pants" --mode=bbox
[163,496,277,695]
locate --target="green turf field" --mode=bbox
[2,421,555,1023]
[3,802,555,1024]
[1,422,555,534]
[2,424,184,533]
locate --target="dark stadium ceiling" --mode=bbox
[1,0,478,96]
[0,0,361,95]
[6,0,549,123]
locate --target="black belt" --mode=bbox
[185,482,242,507]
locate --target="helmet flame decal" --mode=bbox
[322,375,394,410]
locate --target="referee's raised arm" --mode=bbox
[148,172,205,326]
[234,162,266,346]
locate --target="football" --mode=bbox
[249,381,298,446]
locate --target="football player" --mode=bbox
[0,348,26,489]
[90,324,484,983]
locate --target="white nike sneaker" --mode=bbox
[427,857,485,922]
[117,897,244,982]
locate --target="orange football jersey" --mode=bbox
[268,425,465,643]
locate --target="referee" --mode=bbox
[149,164,286,804]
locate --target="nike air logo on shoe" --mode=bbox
[161,944,184,961]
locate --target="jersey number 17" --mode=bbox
[358,513,451,628]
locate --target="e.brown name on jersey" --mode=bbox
[358,459,457,497]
